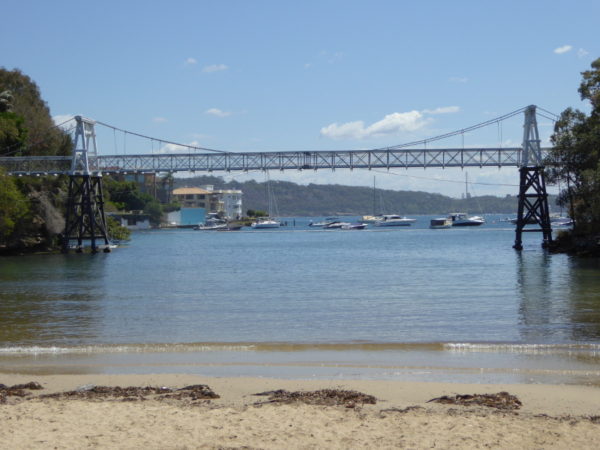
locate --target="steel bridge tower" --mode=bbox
[61,116,111,253]
[513,105,552,250]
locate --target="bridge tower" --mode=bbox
[513,105,552,250]
[61,116,111,253]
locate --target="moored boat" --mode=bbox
[374,214,416,227]
[341,222,367,230]
[360,215,383,223]
[251,218,281,229]
[194,213,228,230]
[217,224,243,231]
[194,223,228,230]
[251,173,281,229]
[448,213,485,226]
[309,217,340,227]
[430,218,453,229]
[323,220,350,229]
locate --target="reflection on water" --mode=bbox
[0,254,105,345]
[517,251,600,342]
[1,217,600,384]
[568,258,600,341]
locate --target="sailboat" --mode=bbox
[362,176,415,225]
[361,177,383,223]
[251,172,281,229]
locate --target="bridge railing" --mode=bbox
[0,147,539,175]
[0,156,72,175]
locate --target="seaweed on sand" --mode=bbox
[253,389,376,408]
[39,384,219,402]
[427,392,522,410]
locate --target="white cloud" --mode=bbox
[205,108,231,118]
[320,107,460,140]
[158,140,202,154]
[449,77,468,83]
[423,106,460,115]
[185,57,197,65]
[153,117,167,123]
[202,64,228,73]
[554,45,572,54]
[304,62,312,69]
[578,48,589,58]
[320,110,430,140]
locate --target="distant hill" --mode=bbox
[174,175,558,216]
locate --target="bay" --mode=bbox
[2,215,600,384]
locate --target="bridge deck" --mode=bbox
[0,147,529,175]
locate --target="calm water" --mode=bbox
[2,215,600,384]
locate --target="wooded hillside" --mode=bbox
[175,175,558,216]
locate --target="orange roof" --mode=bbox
[172,187,213,195]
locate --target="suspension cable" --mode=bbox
[375,106,528,151]
[536,106,559,119]
[95,120,230,154]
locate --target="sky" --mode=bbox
[1,0,598,197]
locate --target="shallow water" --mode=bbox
[2,215,600,384]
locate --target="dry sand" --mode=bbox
[2,373,600,449]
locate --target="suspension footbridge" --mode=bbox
[0,105,558,253]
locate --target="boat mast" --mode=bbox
[373,176,376,215]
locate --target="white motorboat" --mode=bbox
[550,214,573,227]
[251,218,281,229]
[309,217,340,227]
[430,218,453,229]
[374,214,416,227]
[448,213,485,226]
[195,223,228,230]
[552,217,573,227]
[323,220,350,229]
[341,222,367,230]
[194,214,228,230]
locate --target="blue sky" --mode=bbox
[2,0,598,197]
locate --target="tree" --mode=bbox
[0,69,74,252]
[546,58,600,236]
[0,68,71,156]
[0,168,29,241]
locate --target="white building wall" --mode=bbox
[167,210,181,226]
[219,191,243,219]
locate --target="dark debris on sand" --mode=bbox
[427,391,522,410]
[0,382,44,403]
[253,389,377,408]
[39,384,219,403]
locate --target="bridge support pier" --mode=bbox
[513,166,552,250]
[62,174,111,254]
[513,105,552,251]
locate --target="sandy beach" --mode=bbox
[2,373,600,449]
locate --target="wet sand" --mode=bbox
[2,373,600,449]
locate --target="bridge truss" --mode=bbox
[0,147,530,176]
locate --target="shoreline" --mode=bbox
[2,373,600,448]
